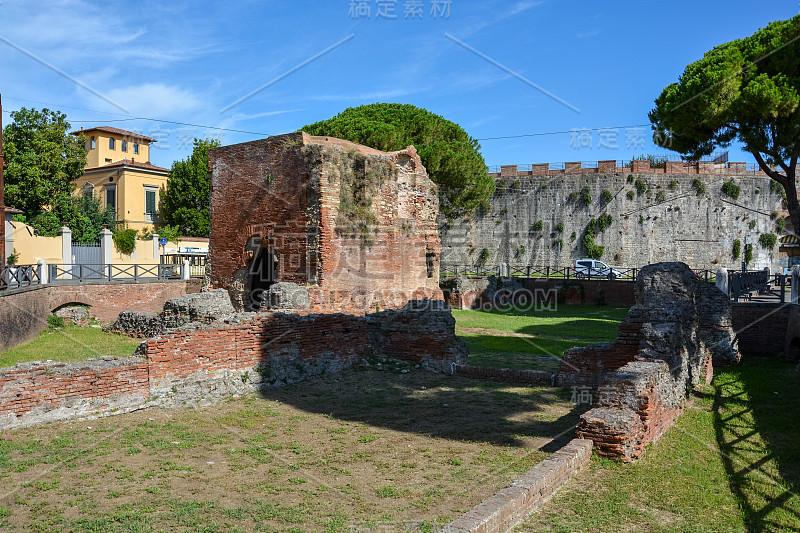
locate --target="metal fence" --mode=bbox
[440,264,718,284]
[49,264,185,283]
[0,264,43,291]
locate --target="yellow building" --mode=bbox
[71,126,169,232]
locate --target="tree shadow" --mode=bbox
[712,357,800,532]
[260,367,588,451]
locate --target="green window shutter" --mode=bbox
[146,189,156,213]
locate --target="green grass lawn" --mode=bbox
[519,357,800,532]
[453,306,629,371]
[0,325,142,368]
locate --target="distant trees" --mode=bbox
[302,103,495,218]
[2,107,86,217]
[160,138,221,237]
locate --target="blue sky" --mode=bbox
[0,0,797,170]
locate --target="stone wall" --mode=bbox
[0,280,200,351]
[441,163,787,272]
[208,132,442,315]
[557,262,721,462]
[0,302,468,430]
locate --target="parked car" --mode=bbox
[573,259,624,280]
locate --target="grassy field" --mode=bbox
[453,306,629,371]
[519,357,800,532]
[0,325,142,368]
[0,367,585,532]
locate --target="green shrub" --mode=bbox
[744,243,753,265]
[568,191,579,203]
[478,248,490,264]
[6,249,19,265]
[639,215,645,224]
[112,229,138,255]
[47,314,65,329]
[517,245,526,256]
[721,179,741,200]
[570,231,577,241]
[748,220,757,230]
[634,179,647,195]
[692,178,706,196]
[580,186,592,206]
[556,222,564,232]
[626,190,635,200]
[759,233,777,249]
[532,220,544,232]
[553,238,563,248]
[627,174,634,183]
[732,239,741,259]
[776,217,787,233]
[668,180,678,189]
[655,190,667,203]
[770,180,783,194]
[601,189,613,203]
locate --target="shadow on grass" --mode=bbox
[262,368,587,451]
[713,357,800,532]
[462,334,587,371]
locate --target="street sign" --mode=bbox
[159,238,167,247]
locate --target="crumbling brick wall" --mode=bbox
[557,262,718,462]
[208,132,442,314]
[0,301,468,430]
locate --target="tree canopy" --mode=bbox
[160,138,221,237]
[301,103,495,218]
[650,15,800,232]
[20,193,116,243]
[2,107,87,218]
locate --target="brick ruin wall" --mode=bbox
[556,262,731,462]
[0,303,467,430]
[441,162,788,273]
[207,132,442,315]
[0,281,200,351]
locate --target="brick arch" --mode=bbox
[50,299,93,315]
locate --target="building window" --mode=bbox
[109,137,115,150]
[91,136,96,149]
[81,182,94,197]
[105,186,116,213]
[145,187,157,222]
[133,142,139,154]
[121,140,127,152]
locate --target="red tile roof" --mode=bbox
[70,126,157,143]
[97,159,169,172]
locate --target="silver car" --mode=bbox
[573,259,624,280]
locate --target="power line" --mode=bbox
[1,95,654,142]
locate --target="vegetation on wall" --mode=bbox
[776,217,787,233]
[759,233,777,249]
[601,189,613,203]
[302,103,494,218]
[721,179,741,200]
[532,220,544,232]
[634,179,647,196]
[745,243,753,265]
[692,178,706,196]
[733,239,741,259]
[655,190,667,203]
[336,149,389,246]
[582,214,613,259]
[626,190,635,200]
[580,186,592,206]
[632,154,668,169]
[112,229,137,255]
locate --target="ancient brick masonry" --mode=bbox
[0,301,468,430]
[556,263,722,462]
[207,132,442,314]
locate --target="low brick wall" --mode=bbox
[445,438,593,533]
[521,279,635,307]
[0,280,200,351]
[732,302,791,356]
[0,305,468,430]
[454,364,552,386]
[576,361,687,462]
